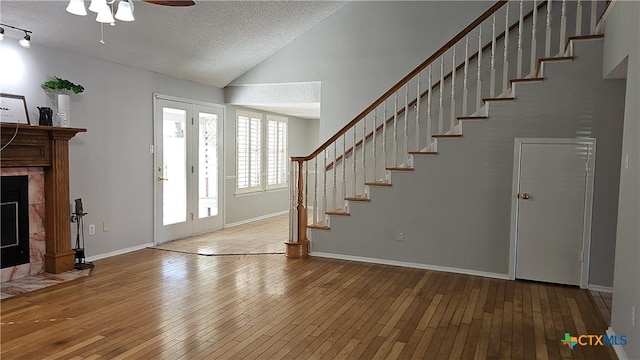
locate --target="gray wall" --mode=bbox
[223,105,318,224]
[230,1,493,145]
[0,41,224,258]
[311,39,625,286]
[602,1,640,358]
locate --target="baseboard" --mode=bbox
[310,252,509,280]
[607,327,629,360]
[85,243,154,262]
[589,285,614,293]
[225,210,288,228]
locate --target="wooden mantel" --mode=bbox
[1,124,86,273]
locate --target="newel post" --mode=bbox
[285,158,309,257]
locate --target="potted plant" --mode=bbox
[41,76,84,127]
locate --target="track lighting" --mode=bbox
[0,24,32,49]
[19,33,30,48]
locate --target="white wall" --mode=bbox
[223,105,318,225]
[602,1,640,358]
[230,1,493,144]
[0,41,224,258]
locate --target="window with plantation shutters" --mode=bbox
[236,111,262,193]
[267,115,288,189]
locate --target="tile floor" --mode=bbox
[0,268,93,300]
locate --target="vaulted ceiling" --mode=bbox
[0,1,346,88]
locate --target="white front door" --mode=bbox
[512,139,595,287]
[154,96,224,244]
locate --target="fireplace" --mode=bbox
[1,176,30,268]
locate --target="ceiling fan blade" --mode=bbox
[143,0,195,6]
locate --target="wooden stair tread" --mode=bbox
[457,116,488,120]
[432,134,463,138]
[408,151,438,155]
[326,209,349,216]
[483,97,516,102]
[386,167,414,171]
[365,182,392,187]
[345,196,370,202]
[307,222,330,230]
[510,77,544,83]
[539,56,574,63]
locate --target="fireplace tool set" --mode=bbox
[71,198,94,270]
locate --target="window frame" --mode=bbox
[235,110,263,194]
[266,114,289,190]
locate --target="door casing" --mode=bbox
[508,138,596,288]
[152,93,226,245]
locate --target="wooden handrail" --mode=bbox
[294,0,508,162]
[323,0,547,171]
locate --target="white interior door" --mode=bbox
[154,96,224,244]
[513,139,594,286]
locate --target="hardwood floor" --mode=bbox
[1,250,614,359]
[152,215,287,255]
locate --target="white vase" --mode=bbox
[57,94,70,127]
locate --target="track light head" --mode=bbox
[19,33,30,48]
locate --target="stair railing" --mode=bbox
[287,0,607,252]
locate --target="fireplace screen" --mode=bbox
[1,176,30,268]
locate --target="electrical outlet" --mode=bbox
[103,222,110,232]
[632,306,636,328]
[396,230,404,242]
[88,224,96,235]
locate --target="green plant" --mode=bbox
[41,76,85,95]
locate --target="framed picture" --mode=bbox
[0,93,30,125]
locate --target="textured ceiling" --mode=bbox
[0,0,345,88]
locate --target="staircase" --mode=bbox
[286,0,615,268]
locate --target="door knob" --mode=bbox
[518,192,531,200]
[157,177,169,181]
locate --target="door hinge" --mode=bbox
[192,166,194,173]
[192,117,194,125]
[191,213,194,221]
[580,250,584,262]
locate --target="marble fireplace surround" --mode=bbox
[0,124,86,276]
[1,168,46,281]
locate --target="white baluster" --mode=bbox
[476,25,483,112]
[503,3,510,93]
[576,0,583,36]
[342,133,346,209]
[531,1,538,77]
[590,0,597,34]
[352,123,357,197]
[490,14,497,97]
[362,112,367,186]
[463,36,469,116]
[426,65,433,150]
[559,0,567,55]
[382,101,387,177]
[517,0,524,78]
[313,157,318,224]
[450,45,457,133]
[332,142,337,211]
[416,72,421,150]
[393,92,398,166]
[372,108,377,182]
[404,85,409,160]
[545,0,552,57]
[322,149,327,221]
[439,55,444,134]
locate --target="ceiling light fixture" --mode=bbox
[19,33,31,48]
[0,24,32,48]
[66,0,87,16]
[115,0,135,22]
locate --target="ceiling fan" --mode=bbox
[142,0,195,6]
